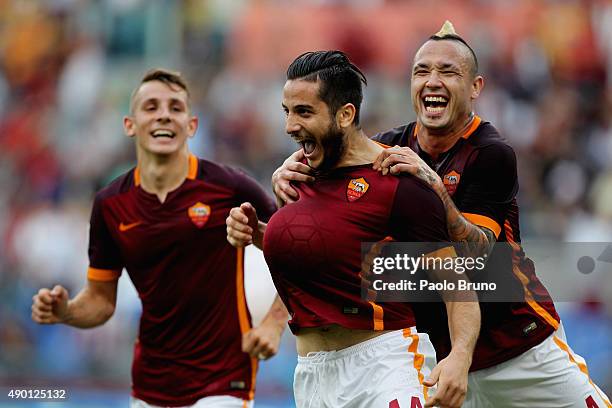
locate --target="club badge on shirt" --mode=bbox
[347,177,369,202]
[443,170,461,195]
[188,202,211,228]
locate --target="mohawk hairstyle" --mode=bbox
[429,21,479,77]
[286,50,367,126]
[130,68,191,113]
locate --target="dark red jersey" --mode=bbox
[373,116,560,371]
[263,164,450,333]
[87,154,276,406]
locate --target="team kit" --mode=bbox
[31,22,610,408]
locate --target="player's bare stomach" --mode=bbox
[296,325,394,356]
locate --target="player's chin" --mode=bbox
[419,112,450,129]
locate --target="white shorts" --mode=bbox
[465,323,611,408]
[130,395,253,408]
[293,328,436,408]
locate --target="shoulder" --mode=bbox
[197,158,253,187]
[467,122,516,164]
[94,169,136,204]
[396,174,441,198]
[371,122,415,146]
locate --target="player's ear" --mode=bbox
[123,116,136,138]
[188,116,198,138]
[471,75,484,100]
[336,103,356,129]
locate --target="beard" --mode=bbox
[314,121,346,175]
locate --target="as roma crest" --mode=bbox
[188,202,211,228]
[443,170,461,195]
[347,177,369,202]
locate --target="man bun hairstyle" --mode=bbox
[286,50,367,126]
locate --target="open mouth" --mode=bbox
[422,95,449,115]
[301,141,316,155]
[291,134,318,158]
[151,129,176,138]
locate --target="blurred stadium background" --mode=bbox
[0,0,611,407]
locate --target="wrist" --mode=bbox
[60,301,74,324]
[449,347,473,365]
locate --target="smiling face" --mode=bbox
[282,79,345,171]
[411,40,483,135]
[124,80,198,156]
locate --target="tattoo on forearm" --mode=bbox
[416,166,439,186]
[436,186,496,259]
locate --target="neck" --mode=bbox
[417,114,475,160]
[137,147,190,202]
[336,128,383,167]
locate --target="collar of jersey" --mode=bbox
[133,153,198,186]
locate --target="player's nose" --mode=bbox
[285,116,301,134]
[425,71,443,88]
[155,106,172,122]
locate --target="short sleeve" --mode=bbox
[456,143,518,238]
[87,196,123,281]
[232,170,277,222]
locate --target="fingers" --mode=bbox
[51,285,68,302]
[239,202,257,219]
[241,329,279,360]
[425,383,465,408]
[31,289,57,324]
[372,149,392,170]
[271,150,314,205]
[423,363,441,387]
[226,207,254,247]
[284,162,314,181]
[288,148,305,161]
[36,288,54,305]
[380,153,418,176]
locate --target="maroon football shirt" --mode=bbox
[263,164,450,333]
[373,116,560,371]
[87,154,276,406]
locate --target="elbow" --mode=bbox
[101,303,116,323]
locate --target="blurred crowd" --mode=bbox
[0,0,610,403]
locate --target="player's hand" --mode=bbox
[242,319,284,360]
[272,149,314,205]
[423,350,471,408]
[31,285,69,324]
[373,145,441,187]
[226,202,260,248]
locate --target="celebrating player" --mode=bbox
[273,22,611,408]
[227,50,480,408]
[31,69,287,408]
